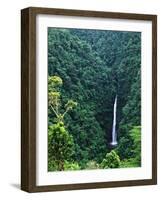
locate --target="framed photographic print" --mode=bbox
[21,7,157,192]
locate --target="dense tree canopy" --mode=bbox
[48,28,141,170]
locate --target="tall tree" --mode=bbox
[48,75,77,171]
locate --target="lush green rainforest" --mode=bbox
[48,28,141,171]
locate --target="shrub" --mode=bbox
[86,160,99,169]
[100,150,120,169]
[64,161,80,170]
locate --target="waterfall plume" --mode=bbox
[110,95,118,146]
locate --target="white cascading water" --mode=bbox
[110,95,118,146]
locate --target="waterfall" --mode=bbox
[110,95,118,146]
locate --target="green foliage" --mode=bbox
[85,161,99,170]
[129,126,141,165]
[100,150,121,169]
[48,75,63,91]
[120,158,140,168]
[64,161,81,170]
[48,28,141,170]
[48,158,58,171]
[48,75,77,123]
[116,135,133,159]
[118,126,141,167]
[65,100,77,110]
[48,122,74,171]
[48,75,77,171]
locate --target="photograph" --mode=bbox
[47,28,141,172]
[21,7,157,192]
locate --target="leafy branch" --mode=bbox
[48,76,77,123]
